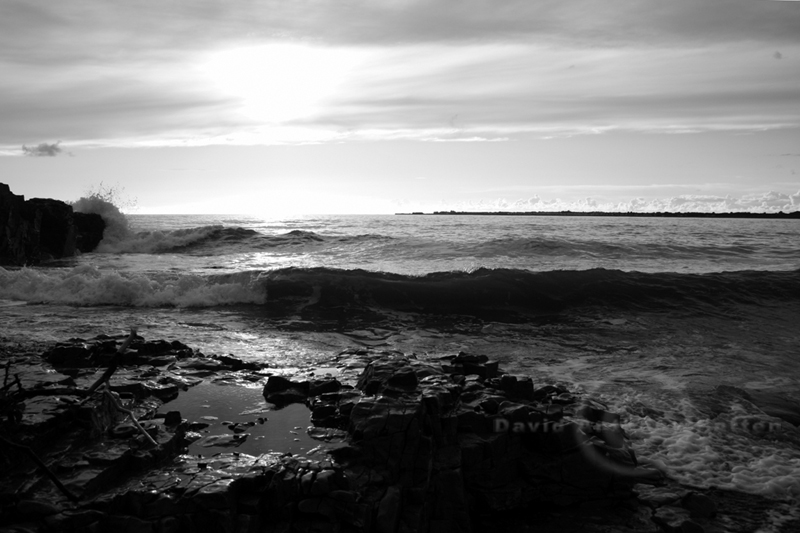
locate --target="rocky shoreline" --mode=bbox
[1,334,797,533]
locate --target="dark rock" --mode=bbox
[45,509,106,530]
[44,344,93,367]
[164,411,182,426]
[531,384,562,401]
[307,427,348,442]
[461,359,499,379]
[596,424,627,448]
[479,397,500,414]
[2,340,679,533]
[636,486,683,508]
[452,352,489,365]
[133,339,174,356]
[0,183,106,265]
[170,340,192,351]
[653,506,695,533]
[311,404,338,420]
[266,388,308,406]
[447,352,499,377]
[24,198,76,260]
[681,520,706,533]
[15,499,61,517]
[308,378,342,397]
[511,376,534,400]
[109,379,180,402]
[212,354,262,371]
[356,353,442,395]
[387,369,418,390]
[500,374,518,392]
[0,182,32,265]
[375,485,402,533]
[682,492,717,520]
[100,514,154,533]
[73,211,105,252]
[576,404,622,424]
[264,375,308,395]
[110,423,140,439]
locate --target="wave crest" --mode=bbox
[92,227,331,254]
[0,265,266,307]
[260,267,800,319]
[71,193,131,249]
[3,266,798,313]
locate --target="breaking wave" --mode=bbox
[0,265,266,307]
[72,192,132,248]
[2,265,798,314]
[88,226,396,255]
[260,267,800,318]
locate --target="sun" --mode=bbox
[202,43,367,124]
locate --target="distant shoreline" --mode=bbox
[396,210,800,219]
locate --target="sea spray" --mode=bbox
[71,184,133,251]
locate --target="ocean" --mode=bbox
[1,211,799,512]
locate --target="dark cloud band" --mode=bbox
[22,141,62,157]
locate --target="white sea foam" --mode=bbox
[757,502,800,533]
[72,191,133,246]
[0,265,266,307]
[617,392,800,500]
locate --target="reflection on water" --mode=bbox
[164,383,326,457]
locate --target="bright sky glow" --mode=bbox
[1,0,798,214]
[202,44,370,124]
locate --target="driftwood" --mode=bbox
[2,360,21,392]
[82,327,138,398]
[0,435,80,503]
[100,384,158,447]
[77,328,158,446]
[1,361,24,424]
[0,327,155,503]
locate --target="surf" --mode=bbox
[3,266,799,315]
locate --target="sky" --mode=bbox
[1,0,799,215]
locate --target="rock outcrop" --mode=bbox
[263,350,665,532]
[4,337,795,532]
[73,212,106,253]
[0,182,36,265]
[1,336,665,533]
[0,182,105,265]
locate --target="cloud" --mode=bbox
[3,0,798,55]
[22,141,62,157]
[299,42,800,140]
[434,190,800,214]
[1,1,799,148]
[0,64,241,148]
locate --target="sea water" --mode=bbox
[1,213,799,511]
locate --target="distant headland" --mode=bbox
[396,210,800,219]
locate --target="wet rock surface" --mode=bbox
[1,336,798,532]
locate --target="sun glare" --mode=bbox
[202,43,367,123]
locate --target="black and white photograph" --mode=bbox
[2,1,799,532]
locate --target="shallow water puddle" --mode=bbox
[162,382,336,457]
